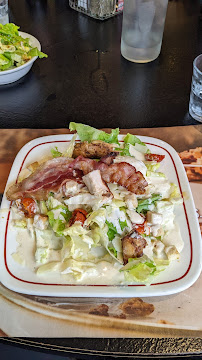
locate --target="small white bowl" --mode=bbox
[0,31,41,85]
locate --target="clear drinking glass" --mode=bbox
[0,0,9,25]
[121,0,168,63]
[189,54,202,123]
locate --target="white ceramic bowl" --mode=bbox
[0,31,41,85]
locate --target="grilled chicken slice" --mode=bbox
[82,170,112,197]
[72,140,115,159]
[122,230,147,265]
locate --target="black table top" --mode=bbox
[0,0,201,129]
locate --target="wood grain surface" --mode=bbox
[0,125,201,193]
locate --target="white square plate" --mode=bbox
[0,134,201,297]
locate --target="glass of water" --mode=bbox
[0,0,9,25]
[121,0,168,63]
[189,54,202,123]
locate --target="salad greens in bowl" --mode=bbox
[0,23,47,84]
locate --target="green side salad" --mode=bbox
[0,23,47,71]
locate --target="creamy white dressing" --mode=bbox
[129,144,145,161]
[9,137,185,285]
[13,227,125,284]
[163,223,184,253]
[15,229,36,270]
[146,176,171,198]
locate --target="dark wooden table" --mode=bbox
[0,0,201,129]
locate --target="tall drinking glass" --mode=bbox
[189,54,202,123]
[0,0,9,25]
[121,0,168,63]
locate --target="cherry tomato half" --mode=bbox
[145,153,165,162]
[21,197,37,217]
[69,208,88,226]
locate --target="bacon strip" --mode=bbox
[98,162,147,195]
[73,157,148,195]
[7,154,148,201]
[6,157,81,201]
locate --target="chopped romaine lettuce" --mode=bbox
[120,143,130,156]
[61,258,97,280]
[46,196,63,210]
[27,47,47,58]
[35,247,49,264]
[35,229,63,250]
[105,220,117,241]
[37,261,60,274]
[124,133,146,147]
[48,213,65,235]
[121,257,169,283]
[146,171,166,178]
[136,194,162,214]
[108,247,117,258]
[146,162,161,172]
[12,219,27,228]
[51,146,62,158]
[47,205,72,235]
[69,122,119,144]
[85,208,107,228]
[119,219,127,231]
[120,133,150,156]
[39,200,48,215]
[169,183,182,204]
[63,134,77,157]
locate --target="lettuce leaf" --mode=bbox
[47,205,72,235]
[46,196,63,210]
[69,122,119,144]
[61,258,97,280]
[146,171,166,178]
[48,213,65,235]
[108,247,117,258]
[119,219,127,231]
[51,146,62,158]
[85,208,107,228]
[121,257,169,283]
[169,183,182,204]
[120,133,150,156]
[37,261,60,274]
[0,23,19,36]
[146,162,160,172]
[12,219,27,228]
[27,47,48,58]
[105,220,117,241]
[35,247,49,264]
[136,194,162,214]
[124,261,156,282]
[63,224,94,247]
[63,133,77,157]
